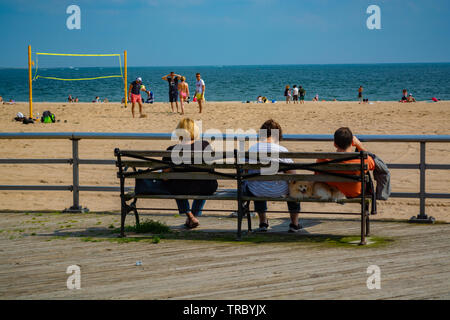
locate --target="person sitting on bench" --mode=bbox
[317,127,375,198]
[162,118,218,229]
[244,119,302,233]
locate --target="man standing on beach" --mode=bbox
[128,77,147,118]
[162,72,182,113]
[358,86,363,104]
[195,73,205,113]
[299,86,306,104]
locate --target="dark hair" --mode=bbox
[260,119,283,140]
[334,127,353,149]
[196,73,201,76]
[293,85,297,88]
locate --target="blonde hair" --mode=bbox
[181,76,186,81]
[176,118,199,141]
[286,85,290,89]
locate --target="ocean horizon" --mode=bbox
[1,63,449,103]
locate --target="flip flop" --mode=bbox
[139,114,147,118]
[186,220,199,229]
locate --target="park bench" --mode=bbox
[115,148,375,245]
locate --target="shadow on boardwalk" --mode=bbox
[0,211,449,299]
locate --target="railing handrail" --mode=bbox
[1,132,450,142]
[0,132,449,221]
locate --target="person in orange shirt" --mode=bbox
[317,127,375,198]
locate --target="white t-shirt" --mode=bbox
[247,142,293,198]
[293,87,299,95]
[196,79,205,94]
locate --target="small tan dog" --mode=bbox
[288,181,346,201]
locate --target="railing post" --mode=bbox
[409,142,434,223]
[64,138,89,213]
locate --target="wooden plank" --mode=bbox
[119,160,364,171]
[118,150,364,160]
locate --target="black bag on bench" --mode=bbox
[135,178,171,195]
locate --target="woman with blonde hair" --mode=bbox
[178,76,190,115]
[284,85,291,104]
[163,118,218,228]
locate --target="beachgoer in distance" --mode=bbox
[162,71,182,113]
[407,93,416,102]
[317,127,375,198]
[178,76,190,115]
[284,85,291,104]
[128,77,147,118]
[400,89,408,102]
[93,96,100,103]
[162,118,218,229]
[68,95,73,103]
[292,85,299,104]
[195,73,206,113]
[313,94,319,102]
[257,96,263,103]
[74,97,79,103]
[299,86,306,104]
[358,86,363,104]
[245,119,302,233]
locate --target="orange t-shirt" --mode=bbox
[316,156,375,198]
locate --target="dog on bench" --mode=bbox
[289,181,346,201]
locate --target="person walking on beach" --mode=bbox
[299,86,306,104]
[178,76,190,115]
[358,86,363,104]
[194,73,205,113]
[128,77,147,118]
[162,71,182,113]
[292,85,299,104]
[284,85,291,104]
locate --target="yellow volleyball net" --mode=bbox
[27,46,128,117]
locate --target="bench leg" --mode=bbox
[365,202,370,237]
[236,200,243,241]
[359,202,367,245]
[120,203,126,238]
[131,198,140,227]
[245,201,252,232]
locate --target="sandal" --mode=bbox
[185,219,199,229]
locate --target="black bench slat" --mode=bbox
[117,150,363,160]
[118,160,364,171]
[127,189,369,203]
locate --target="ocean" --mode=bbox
[0,63,449,103]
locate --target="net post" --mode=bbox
[28,45,33,119]
[124,50,127,107]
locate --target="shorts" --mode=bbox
[293,95,299,101]
[169,91,178,102]
[358,93,363,98]
[131,93,142,103]
[300,95,305,100]
[195,93,204,101]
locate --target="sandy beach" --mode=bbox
[0,100,449,221]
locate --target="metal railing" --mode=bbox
[1,132,449,221]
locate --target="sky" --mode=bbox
[0,0,449,67]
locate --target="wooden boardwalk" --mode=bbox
[0,211,449,299]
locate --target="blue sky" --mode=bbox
[0,0,449,67]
